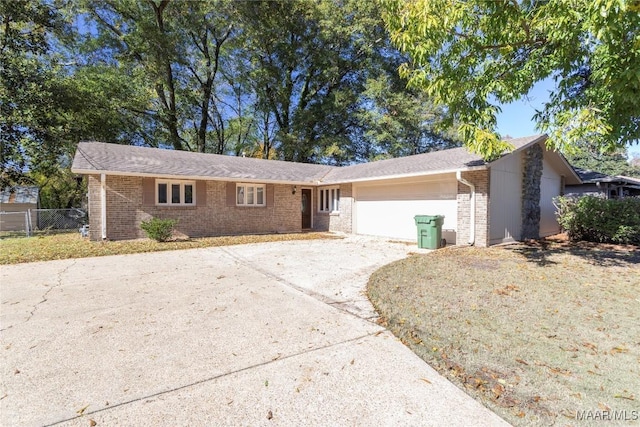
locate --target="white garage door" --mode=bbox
[355,179,457,240]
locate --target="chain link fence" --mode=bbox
[0,208,87,237]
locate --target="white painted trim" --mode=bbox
[319,166,488,185]
[100,173,107,240]
[72,167,489,187]
[456,171,475,246]
[235,183,266,207]
[155,179,196,206]
[71,169,317,186]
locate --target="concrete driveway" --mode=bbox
[1,235,508,426]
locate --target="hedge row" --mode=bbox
[555,196,640,245]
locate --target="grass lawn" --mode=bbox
[0,231,337,265]
[368,237,639,426]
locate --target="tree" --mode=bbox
[381,0,640,160]
[1,0,68,186]
[235,0,392,163]
[566,148,640,177]
[358,74,460,160]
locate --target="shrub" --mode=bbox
[140,217,178,242]
[555,195,640,245]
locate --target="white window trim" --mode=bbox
[156,179,196,206]
[318,187,340,213]
[236,183,266,207]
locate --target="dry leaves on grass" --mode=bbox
[367,239,640,426]
[0,232,339,264]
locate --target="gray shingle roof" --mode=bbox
[72,142,336,184]
[1,186,39,204]
[574,168,640,185]
[321,134,546,183]
[572,167,613,183]
[71,135,547,184]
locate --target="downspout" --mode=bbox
[101,173,107,240]
[456,171,475,245]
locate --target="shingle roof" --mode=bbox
[321,134,546,183]
[72,142,336,184]
[572,167,613,183]
[71,135,548,184]
[573,168,640,185]
[0,186,39,204]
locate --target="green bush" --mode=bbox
[555,196,640,245]
[140,217,178,242]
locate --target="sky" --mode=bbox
[496,79,640,160]
[495,79,550,139]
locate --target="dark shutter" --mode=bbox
[226,182,236,207]
[142,178,155,206]
[266,184,274,206]
[196,181,207,206]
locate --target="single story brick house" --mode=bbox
[71,134,581,246]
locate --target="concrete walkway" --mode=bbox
[1,236,509,426]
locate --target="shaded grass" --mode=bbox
[0,232,338,265]
[368,242,640,426]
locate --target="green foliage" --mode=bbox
[565,148,640,177]
[358,74,461,160]
[555,196,640,244]
[235,0,393,163]
[140,218,177,242]
[381,0,640,160]
[3,0,460,201]
[0,0,149,188]
[32,166,85,209]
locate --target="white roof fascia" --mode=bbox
[317,165,488,185]
[70,169,316,186]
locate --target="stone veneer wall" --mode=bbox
[456,170,490,247]
[313,183,353,233]
[87,174,301,240]
[521,144,543,240]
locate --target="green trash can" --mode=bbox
[414,215,445,249]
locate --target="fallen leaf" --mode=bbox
[515,358,528,365]
[611,346,629,354]
[77,404,90,415]
[266,410,273,420]
[492,383,504,398]
[614,393,635,400]
[420,378,432,384]
[598,402,611,411]
[89,419,97,426]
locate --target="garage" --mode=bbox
[353,176,458,241]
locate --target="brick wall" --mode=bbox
[456,170,490,247]
[87,175,302,240]
[313,183,353,233]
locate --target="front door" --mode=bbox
[301,188,312,229]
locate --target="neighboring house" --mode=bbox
[71,134,581,246]
[566,168,640,199]
[0,186,40,232]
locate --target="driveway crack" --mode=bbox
[25,260,76,323]
[42,331,382,427]
[218,247,374,321]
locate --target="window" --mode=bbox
[156,180,195,206]
[319,187,340,212]
[236,183,266,206]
